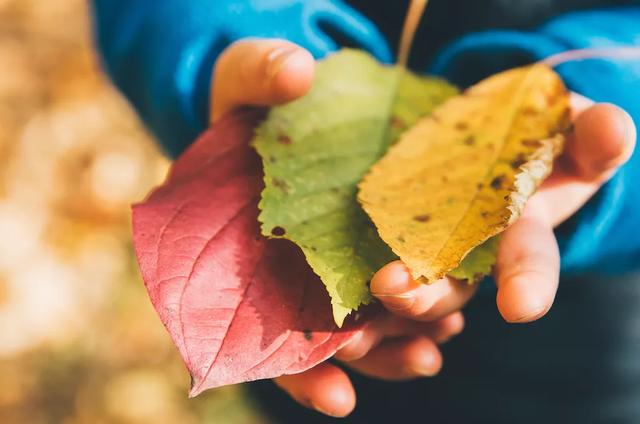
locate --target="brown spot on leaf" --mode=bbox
[564,122,575,134]
[271,226,286,237]
[556,109,573,133]
[463,136,476,146]
[491,175,507,190]
[510,153,527,169]
[522,106,538,116]
[522,139,543,148]
[278,134,292,145]
[455,121,469,131]
[481,211,490,218]
[397,235,406,243]
[413,214,431,223]
[547,87,568,107]
[272,178,289,193]
[391,116,404,129]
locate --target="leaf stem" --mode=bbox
[542,46,640,67]
[397,0,430,68]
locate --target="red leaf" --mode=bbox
[132,109,367,396]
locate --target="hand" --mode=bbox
[211,38,637,417]
[274,309,463,417]
[323,95,636,417]
[371,94,636,327]
[212,38,464,418]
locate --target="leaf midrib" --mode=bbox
[427,67,539,278]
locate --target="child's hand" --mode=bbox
[274,309,463,416]
[281,97,635,418]
[211,39,636,417]
[370,95,636,326]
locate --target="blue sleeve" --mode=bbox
[91,0,391,157]
[429,7,640,276]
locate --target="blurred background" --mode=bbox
[0,1,268,422]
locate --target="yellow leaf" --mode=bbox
[358,64,571,282]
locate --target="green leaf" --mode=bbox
[253,49,457,326]
[449,237,499,283]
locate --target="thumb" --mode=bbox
[210,38,315,122]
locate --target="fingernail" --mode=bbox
[436,326,463,344]
[410,352,439,377]
[619,108,637,154]
[310,401,341,418]
[266,46,300,79]
[373,292,415,311]
[371,262,418,296]
[509,305,548,324]
[333,331,367,361]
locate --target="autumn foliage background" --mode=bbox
[0,1,268,422]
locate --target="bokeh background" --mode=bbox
[0,1,268,422]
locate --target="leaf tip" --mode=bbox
[332,306,350,328]
[188,375,204,398]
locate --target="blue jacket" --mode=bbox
[91,1,640,276]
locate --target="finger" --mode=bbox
[382,311,465,344]
[211,38,315,122]
[495,203,560,323]
[346,336,442,381]
[565,103,636,182]
[335,311,464,362]
[333,323,384,362]
[539,103,636,226]
[371,261,477,322]
[273,363,355,418]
